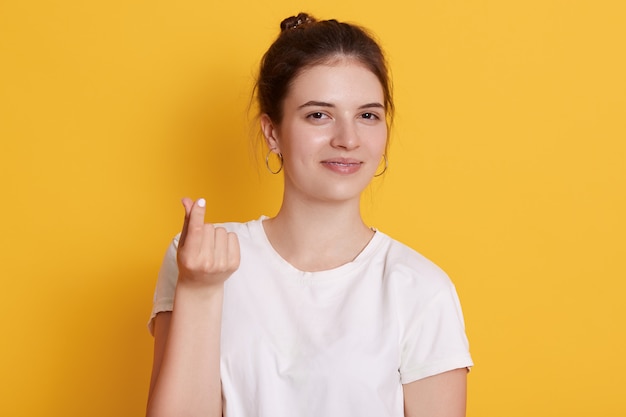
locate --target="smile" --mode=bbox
[321,159,363,174]
[324,161,361,166]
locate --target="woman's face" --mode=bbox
[263,59,388,205]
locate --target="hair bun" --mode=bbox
[280,13,315,31]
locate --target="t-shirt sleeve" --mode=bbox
[396,269,473,384]
[147,234,180,335]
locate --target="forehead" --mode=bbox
[285,59,384,104]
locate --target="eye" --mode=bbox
[360,112,380,120]
[307,112,328,120]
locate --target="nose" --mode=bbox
[330,120,360,150]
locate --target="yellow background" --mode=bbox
[1,0,624,415]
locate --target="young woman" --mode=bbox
[147,13,473,417]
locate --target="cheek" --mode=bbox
[282,127,329,158]
[368,126,388,154]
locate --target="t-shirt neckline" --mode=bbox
[251,215,386,279]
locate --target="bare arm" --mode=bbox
[403,368,468,417]
[148,311,171,399]
[146,198,240,417]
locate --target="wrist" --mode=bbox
[174,278,225,302]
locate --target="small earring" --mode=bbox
[265,150,283,174]
[374,154,388,177]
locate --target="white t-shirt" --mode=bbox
[149,217,473,417]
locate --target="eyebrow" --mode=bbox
[298,100,385,110]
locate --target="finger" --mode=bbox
[227,232,241,270]
[202,223,216,261]
[184,198,207,251]
[212,227,229,271]
[179,197,194,247]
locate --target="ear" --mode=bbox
[260,114,281,154]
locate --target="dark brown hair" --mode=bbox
[255,13,394,127]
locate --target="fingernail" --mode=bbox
[197,198,206,208]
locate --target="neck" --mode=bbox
[263,193,374,272]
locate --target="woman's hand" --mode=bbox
[146,198,237,417]
[177,197,240,287]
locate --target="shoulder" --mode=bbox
[376,234,473,382]
[376,232,454,297]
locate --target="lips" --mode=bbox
[321,158,363,174]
